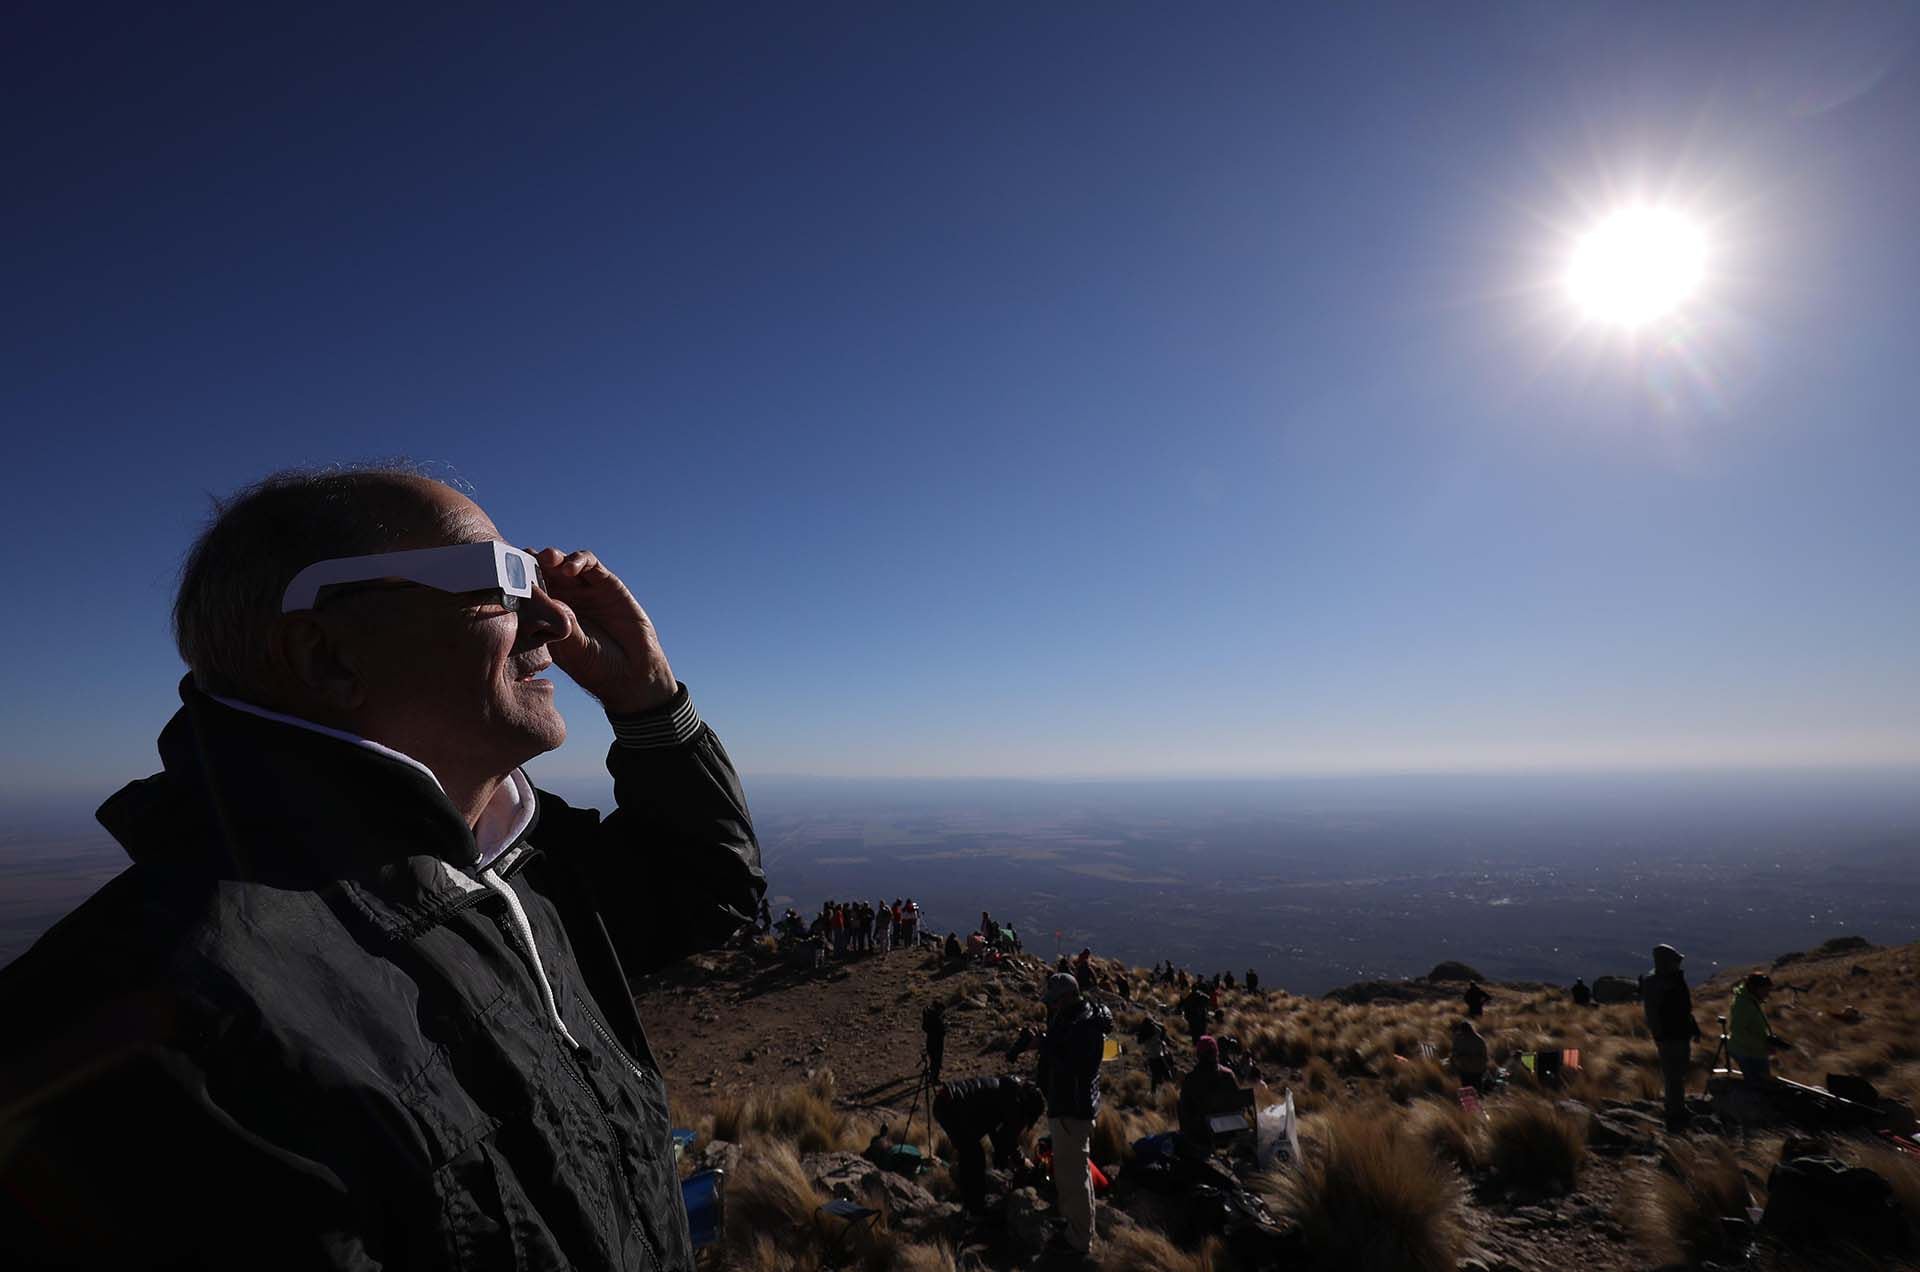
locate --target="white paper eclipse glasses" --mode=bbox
[281,541,544,613]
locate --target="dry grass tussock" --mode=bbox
[1259,1108,1465,1272]
[1092,1102,1171,1166]
[1485,1094,1587,1191]
[1385,1057,1452,1104]
[1405,1097,1483,1172]
[1094,1226,1225,1272]
[710,1068,873,1155]
[1632,1140,1756,1269]
[717,1134,959,1272]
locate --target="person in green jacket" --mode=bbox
[1729,972,1788,1084]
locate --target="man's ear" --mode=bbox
[272,613,367,712]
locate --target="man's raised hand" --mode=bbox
[531,548,677,715]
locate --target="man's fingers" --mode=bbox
[530,548,621,590]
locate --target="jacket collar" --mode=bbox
[96,678,544,940]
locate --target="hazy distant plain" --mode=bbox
[6,771,1917,990]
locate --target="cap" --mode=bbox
[1042,973,1080,1006]
[1653,943,1684,967]
[1195,1035,1219,1061]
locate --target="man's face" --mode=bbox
[316,483,573,783]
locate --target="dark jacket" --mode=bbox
[1641,966,1701,1043]
[934,1075,1040,1166]
[0,680,764,1270]
[1035,997,1111,1121]
[1177,1063,1244,1148]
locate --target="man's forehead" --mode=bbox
[377,480,503,548]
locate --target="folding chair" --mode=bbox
[682,1168,724,1250]
[1457,1086,1487,1119]
[818,1197,881,1267]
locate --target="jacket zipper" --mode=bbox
[580,996,649,1085]
[482,885,660,1271]
[557,1041,661,1271]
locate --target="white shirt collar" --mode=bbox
[207,693,536,867]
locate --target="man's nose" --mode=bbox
[518,587,574,645]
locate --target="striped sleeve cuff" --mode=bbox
[607,683,703,749]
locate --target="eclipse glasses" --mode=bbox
[281,541,544,613]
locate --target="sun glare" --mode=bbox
[1565,206,1706,327]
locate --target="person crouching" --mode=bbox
[932,1075,1045,1216]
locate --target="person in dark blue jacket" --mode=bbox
[1034,971,1111,1256]
[0,468,765,1269]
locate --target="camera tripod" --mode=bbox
[1707,1014,1732,1084]
[903,1050,937,1143]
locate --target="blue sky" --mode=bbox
[5,2,1919,796]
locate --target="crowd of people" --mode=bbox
[769,897,925,958]
[761,894,1829,1257]
[919,931,1828,1261]
[1444,942,1795,1132]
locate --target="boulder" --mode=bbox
[1428,961,1486,983]
[696,1139,742,1178]
[1763,1155,1907,1253]
[1590,975,1639,1005]
[1094,1204,1139,1239]
[1004,1187,1050,1258]
[802,1149,954,1237]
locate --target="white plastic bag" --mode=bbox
[1255,1089,1301,1169]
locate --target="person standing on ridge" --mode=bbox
[922,1000,948,1083]
[1180,984,1212,1041]
[1728,972,1787,1086]
[1035,972,1110,1259]
[1571,977,1592,1007]
[1463,981,1491,1018]
[0,467,764,1268]
[1642,943,1703,1127]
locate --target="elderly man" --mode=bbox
[0,468,765,1268]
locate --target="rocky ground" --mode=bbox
[637,935,1920,1271]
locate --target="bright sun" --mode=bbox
[1566,206,1707,327]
